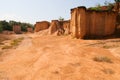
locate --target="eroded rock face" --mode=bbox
[62,20,70,35]
[114,2,120,13]
[34,21,50,32]
[70,7,117,39]
[48,20,58,34]
[34,20,70,36]
[48,20,65,35]
[70,7,87,38]
[13,25,21,34]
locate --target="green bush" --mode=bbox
[115,0,120,2]
[2,37,24,50]
[0,25,3,32]
[0,21,12,31]
[89,4,101,11]
[59,16,64,21]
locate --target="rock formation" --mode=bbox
[13,25,21,34]
[62,20,70,35]
[70,6,117,39]
[114,2,120,13]
[34,21,50,32]
[48,20,58,34]
[48,20,65,35]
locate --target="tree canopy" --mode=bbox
[0,20,33,32]
[114,0,120,2]
[59,17,64,21]
[88,1,114,11]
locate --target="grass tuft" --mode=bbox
[11,37,24,46]
[2,45,12,50]
[102,68,115,74]
[1,37,24,50]
[93,56,113,63]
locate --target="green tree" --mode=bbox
[104,0,109,6]
[9,20,33,32]
[107,3,114,11]
[9,20,18,27]
[89,4,101,11]
[104,1,114,11]
[0,24,3,32]
[114,0,120,2]
[59,16,64,21]
[0,20,33,32]
[0,20,12,31]
[20,22,33,32]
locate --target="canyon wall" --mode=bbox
[70,7,117,38]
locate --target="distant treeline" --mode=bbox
[0,20,34,32]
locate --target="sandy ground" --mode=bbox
[0,34,120,80]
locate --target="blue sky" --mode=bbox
[0,0,115,24]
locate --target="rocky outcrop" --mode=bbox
[34,21,50,32]
[70,7,87,38]
[34,20,70,36]
[48,20,65,35]
[62,20,70,35]
[48,20,58,34]
[13,25,21,34]
[114,2,120,13]
[70,6,117,39]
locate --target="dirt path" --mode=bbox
[0,34,120,80]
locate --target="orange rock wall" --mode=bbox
[70,9,77,37]
[70,7,117,38]
[48,20,58,34]
[34,21,50,32]
[61,20,70,35]
[49,20,70,35]
[86,11,116,37]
